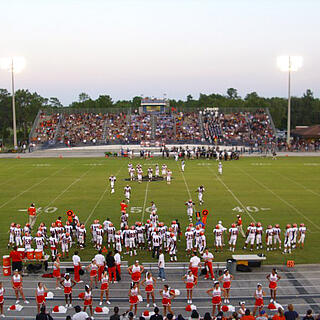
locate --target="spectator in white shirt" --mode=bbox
[189,251,201,285]
[157,249,166,281]
[72,305,89,320]
[114,250,121,280]
[94,250,106,281]
[72,251,82,283]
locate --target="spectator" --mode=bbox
[303,310,314,320]
[216,311,224,320]
[114,250,121,281]
[203,313,213,320]
[231,312,240,320]
[110,306,120,320]
[72,252,82,283]
[94,249,106,281]
[285,305,299,320]
[273,308,286,320]
[165,314,174,320]
[72,306,89,320]
[256,310,268,320]
[150,307,163,320]
[242,309,255,320]
[190,310,200,320]
[106,251,117,282]
[158,250,166,281]
[36,305,53,320]
[9,246,23,272]
[238,302,246,317]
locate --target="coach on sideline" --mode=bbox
[27,203,37,229]
[10,246,23,272]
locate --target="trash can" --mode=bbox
[226,259,237,274]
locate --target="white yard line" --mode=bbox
[141,181,150,222]
[0,167,35,187]
[207,167,256,222]
[176,162,192,198]
[84,165,123,225]
[0,166,68,210]
[237,167,320,232]
[37,167,94,218]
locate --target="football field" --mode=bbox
[0,156,320,264]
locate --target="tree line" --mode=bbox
[0,88,319,146]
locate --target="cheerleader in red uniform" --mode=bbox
[182,270,195,304]
[83,285,93,317]
[266,268,281,302]
[99,271,111,306]
[53,256,62,289]
[141,272,157,307]
[253,283,266,316]
[128,261,144,284]
[207,281,226,316]
[218,269,234,304]
[35,282,48,313]
[86,259,98,289]
[129,282,140,316]
[11,269,29,304]
[160,285,175,316]
[0,282,5,317]
[60,273,76,308]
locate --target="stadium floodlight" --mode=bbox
[277,56,303,146]
[0,56,26,149]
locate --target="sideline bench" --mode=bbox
[232,254,266,268]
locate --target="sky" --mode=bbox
[0,0,319,105]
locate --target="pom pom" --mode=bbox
[185,305,192,312]
[53,306,59,312]
[78,292,85,299]
[268,303,276,310]
[95,307,103,313]
[222,305,229,312]
[143,311,150,317]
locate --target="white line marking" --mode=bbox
[0,167,35,187]
[176,162,192,198]
[238,167,320,231]
[84,165,123,225]
[0,166,68,210]
[141,181,150,222]
[207,167,256,222]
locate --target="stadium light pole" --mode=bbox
[0,56,26,149]
[277,56,303,147]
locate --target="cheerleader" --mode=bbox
[128,260,144,284]
[253,283,266,316]
[0,282,5,317]
[141,272,157,307]
[99,271,111,306]
[160,285,175,316]
[53,256,62,289]
[266,268,281,302]
[83,285,93,317]
[86,259,98,288]
[218,269,234,303]
[182,270,195,304]
[36,282,48,313]
[129,282,140,316]
[207,281,225,316]
[60,273,76,308]
[11,270,29,304]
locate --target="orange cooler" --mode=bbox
[17,248,25,259]
[3,255,10,267]
[27,249,34,260]
[3,266,11,276]
[35,249,43,260]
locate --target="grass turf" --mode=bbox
[0,156,319,265]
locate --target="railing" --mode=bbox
[28,109,42,141]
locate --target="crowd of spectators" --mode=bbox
[127,114,152,143]
[105,113,128,143]
[32,112,60,145]
[155,115,175,143]
[175,112,202,143]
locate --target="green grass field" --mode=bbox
[0,156,320,265]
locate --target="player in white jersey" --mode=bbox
[137,168,143,183]
[161,164,167,178]
[22,232,33,250]
[185,199,195,222]
[181,160,185,172]
[103,218,111,232]
[255,222,263,250]
[49,235,58,258]
[198,232,206,254]
[8,223,16,247]
[120,213,128,229]
[124,185,132,203]
[228,224,238,252]
[77,225,86,249]
[171,221,179,238]
[168,233,177,261]
[185,227,194,253]
[265,225,273,251]
[129,226,137,256]
[150,201,157,214]
[128,163,133,175]
[217,220,227,246]
[272,224,281,250]
[95,225,104,250]
[136,222,145,248]
[150,212,158,226]
[14,225,23,246]
[218,162,223,175]
[155,164,160,177]
[24,223,31,235]
[166,169,172,184]
[34,233,45,251]
[109,175,116,193]
[243,222,256,251]
[129,167,135,181]
[115,231,122,252]
[291,223,298,248]
[122,226,130,254]
[107,224,115,248]
[90,220,100,247]
[196,185,205,205]
[148,168,153,181]
[61,232,72,257]
[194,225,202,249]
[213,225,223,252]
[297,223,306,248]
[283,224,292,254]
